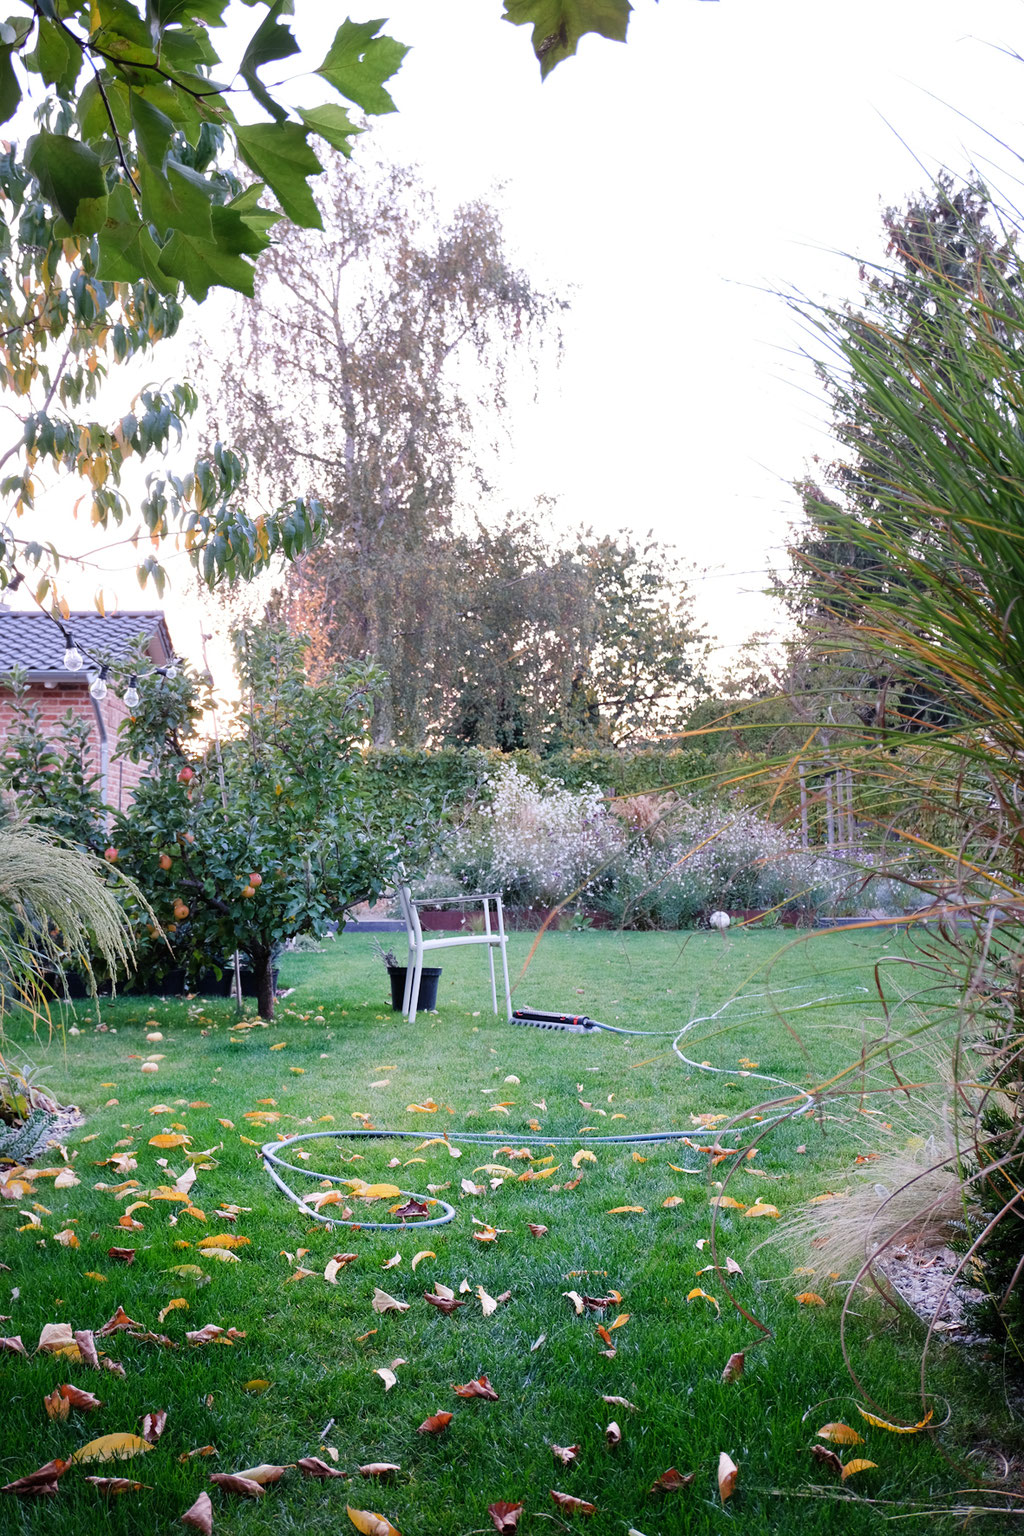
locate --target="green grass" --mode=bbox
[0,930,1003,1534]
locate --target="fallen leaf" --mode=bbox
[371,1289,409,1315]
[44,1388,70,1420]
[186,1325,246,1346]
[530,1333,546,1352]
[608,1313,629,1331]
[75,1331,100,1368]
[552,1444,580,1465]
[359,1464,400,1479]
[857,1407,933,1434]
[197,1234,250,1250]
[411,1251,435,1270]
[107,1247,136,1264]
[243,1380,270,1395]
[488,1500,523,1533]
[382,1253,402,1270]
[424,1290,465,1315]
[795,1292,826,1307]
[60,1384,102,1411]
[85,1475,151,1494]
[2,1458,71,1496]
[708,1196,745,1210]
[717,1452,738,1502]
[235,1464,287,1485]
[158,1299,189,1324]
[808,1445,843,1477]
[375,1368,398,1391]
[606,1205,645,1214]
[180,1490,213,1533]
[0,1335,27,1357]
[452,1375,498,1400]
[563,1290,585,1316]
[416,1410,454,1435]
[37,1322,75,1353]
[816,1423,865,1446]
[527,1223,548,1238]
[550,1490,597,1515]
[743,1203,780,1219]
[650,1467,695,1493]
[572,1150,597,1168]
[605,1422,622,1447]
[721,1352,745,1383]
[298,1456,346,1478]
[149,1134,190,1149]
[347,1505,402,1536]
[96,1307,142,1337]
[686,1288,720,1314]
[208,1473,264,1498]
[662,1196,684,1208]
[840,1459,879,1481]
[71,1433,155,1464]
[179,1446,218,1463]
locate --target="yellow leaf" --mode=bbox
[571,1150,597,1168]
[158,1299,189,1323]
[686,1288,720,1315]
[410,1251,435,1271]
[608,1313,630,1331]
[270,1042,287,1050]
[743,1203,780,1219]
[817,1423,865,1446]
[347,1506,401,1536]
[662,1196,683,1208]
[708,1196,745,1210]
[203,1248,241,1263]
[243,1380,271,1394]
[606,1205,645,1214]
[632,1152,647,1163]
[857,1407,933,1435]
[355,1184,403,1200]
[518,1166,560,1181]
[72,1433,155,1464]
[795,1292,826,1306]
[197,1234,251,1250]
[840,1458,878,1481]
[149,1134,190,1148]
[84,1271,107,1284]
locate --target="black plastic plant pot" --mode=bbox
[387,965,442,1012]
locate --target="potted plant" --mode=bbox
[373,940,442,1014]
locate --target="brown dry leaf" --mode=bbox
[721,1352,745,1383]
[375,1368,398,1392]
[650,1467,695,1493]
[371,1289,409,1315]
[550,1490,597,1516]
[563,1290,585,1316]
[358,1464,400,1479]
[552,1444,580,1465]
[2,1458,71,1496]
[808,1445,843,1477]
[423,1289,466,1316]
[527,1223,548,1237]
[346,1506,402,1536]
[840,1458,879,1482]
[488,1501,523,1533]
[44,1388,70,1421]
[107,1247,136,1264]
[605,1421,622,1447]
[72,1331,98,1368]
[180,1490,213,1533]
[382,1253,402,1270]
[141,1410,168,1442]
[794,1292,826,1307]
[178,1446,218,1463]
[452,1375,498,1400]
[71,1433,154,1464]
[208,1473,264,1498]
[601,1394,638,1411]
[816,1423,864,1446]
[97,1306,142,1337]
[0,1335,27,1357]
[857,1407,933,1434]
[717,1452,738,1502]
[298,1457,346,1479]
[85,1476,150,1495]
[60,1384,102,1411]
[725,1256,743,1276]
[186,1325,246,1346]
[417,1412,452,1434]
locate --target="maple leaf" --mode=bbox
[488,1501,523,1532]
[650,1467,695,1493]
[452,1375,498,1400]
[551,1444,579,1465]
[550,1490,596,1515]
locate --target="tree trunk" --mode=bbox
[254,948,276,1021]
[798,762,810,848]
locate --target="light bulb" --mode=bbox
[124,680,140,709]
[63,644,83,672]
[89,673,107,702]
[165,661,178,680]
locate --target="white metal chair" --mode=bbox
[396,883,512,1025]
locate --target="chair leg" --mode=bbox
[487,946,498,1014]
[408,950,424,1025]
[402,957,415,1022]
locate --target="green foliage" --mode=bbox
[0,668,106,846]
[112,623,400,1018]
[503,0,632,79]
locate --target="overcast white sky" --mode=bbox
[15,0,1024,687]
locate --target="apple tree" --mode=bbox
[111,623,398,1018]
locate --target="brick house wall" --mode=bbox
[0,610,176,812]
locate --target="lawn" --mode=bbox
[0,928,1002,1534]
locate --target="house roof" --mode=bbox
[0,610,175,680]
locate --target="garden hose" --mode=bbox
[261,985,834,1230]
